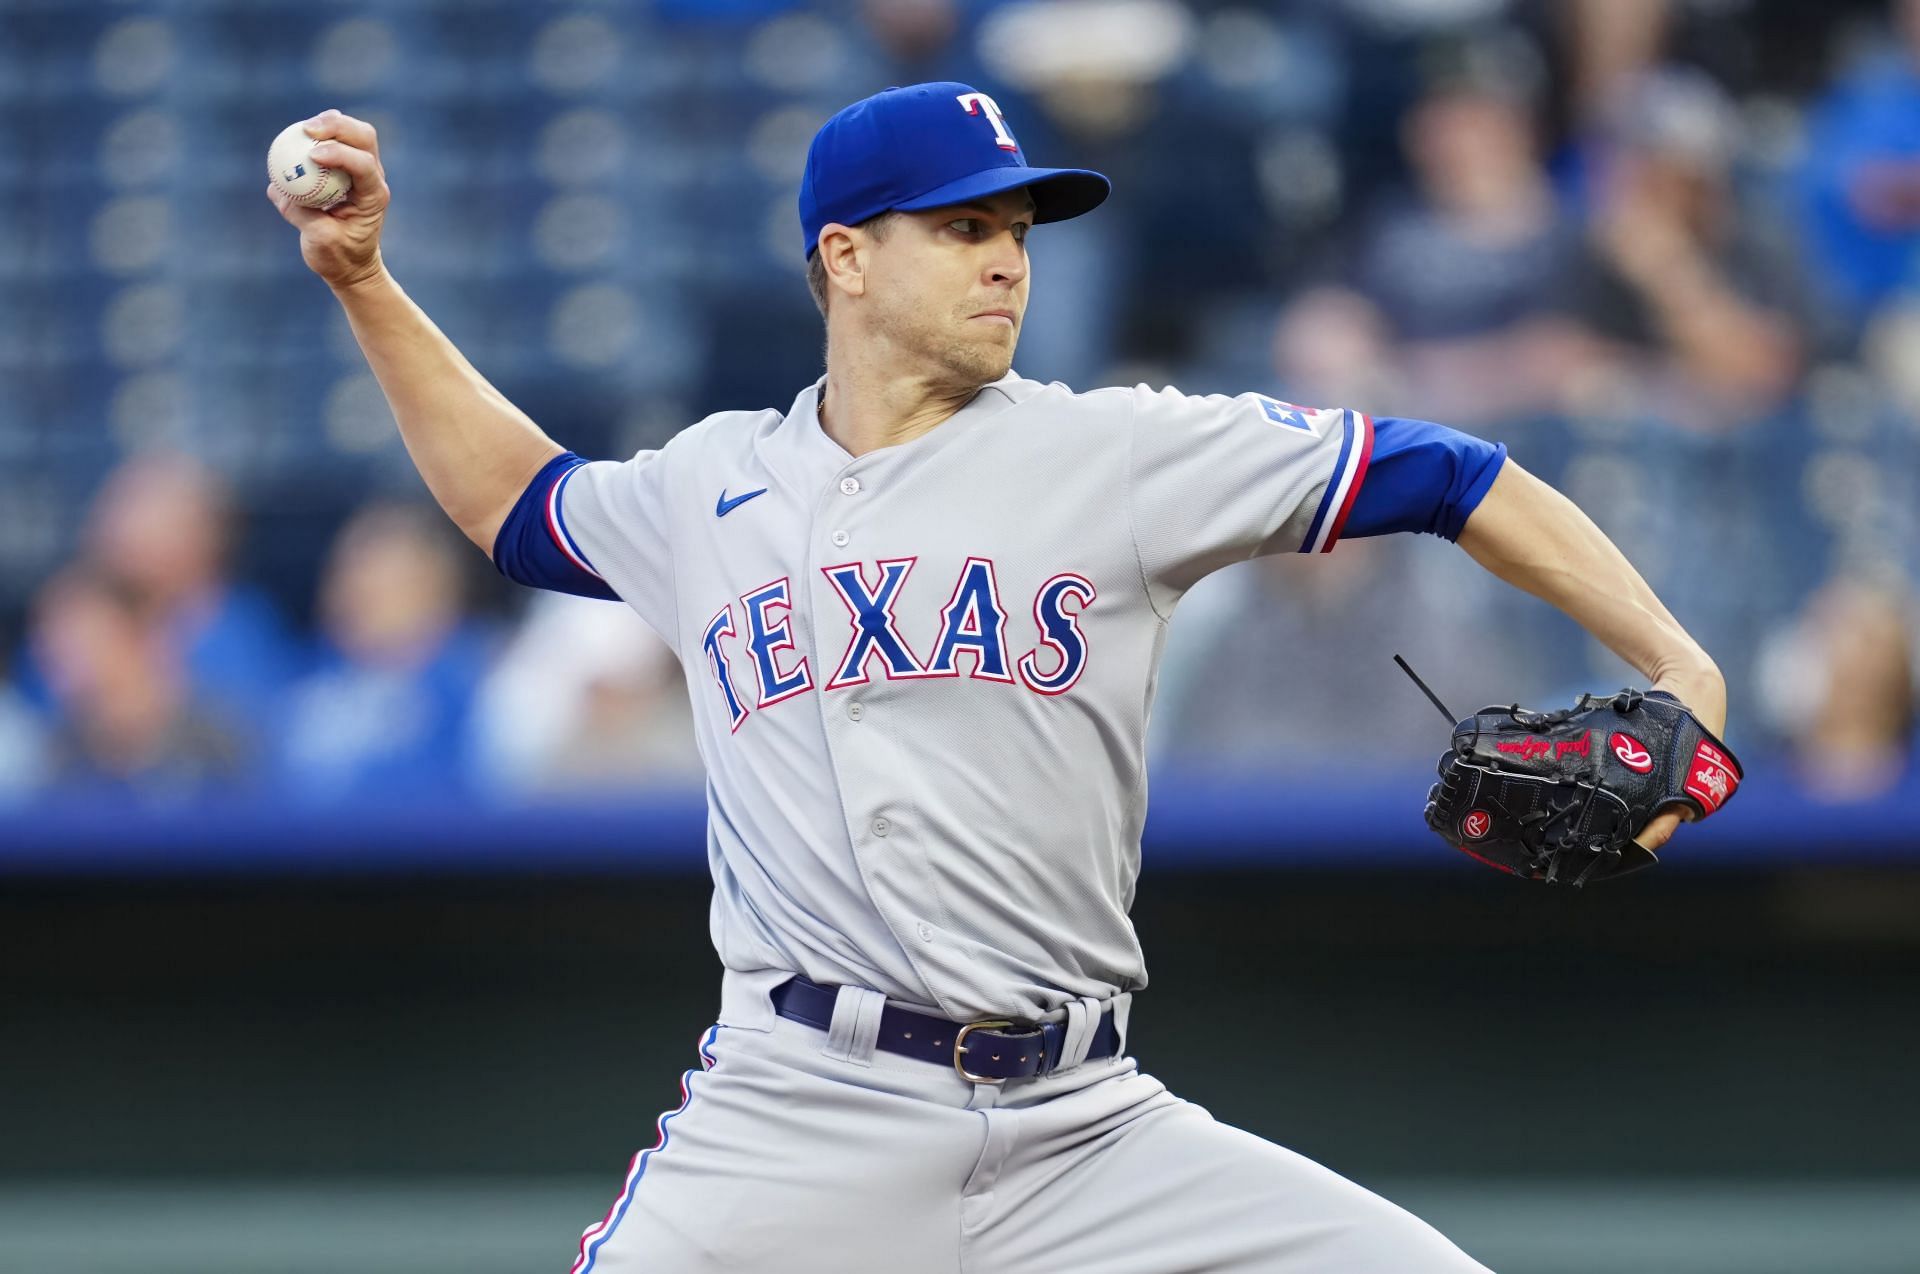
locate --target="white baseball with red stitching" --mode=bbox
[267,121,352,209]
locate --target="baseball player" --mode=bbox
[272,84,1726,1272]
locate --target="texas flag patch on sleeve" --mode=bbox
[1253,395,1323,433]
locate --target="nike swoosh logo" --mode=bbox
[715,487,769,517]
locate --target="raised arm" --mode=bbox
[1455,458,1726,851]
[267,110,563,553]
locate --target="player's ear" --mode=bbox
[818,224,867,302]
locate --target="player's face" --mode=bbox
[867,189,1034,387]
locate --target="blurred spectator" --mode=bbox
[1269,286,1402,410]
[1556,66,1806,429]
[476,593,700,796]
[1347,34,1588,423]
[971,0,1199,383]
[29,567,245,797]
[77,452,298,740]
[1798,0,1920,325]
[1565,0,1673,125]
[1150,538,1538,765]
[277,504,493,799]
[1757,575,1917,802]
[0,657,48,804]
[859,0,958,77]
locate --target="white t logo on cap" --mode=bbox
[956,92,1019,153]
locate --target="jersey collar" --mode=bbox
[758,372,1027,494]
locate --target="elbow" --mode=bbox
[431,495,511,560]
[465,446,570,560]
[461,504,514,561]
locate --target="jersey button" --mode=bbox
[847,702,864,722]
[871,816,891,837]
[839,477,861,496]
[916,921,934,943]
[831,529,850,548]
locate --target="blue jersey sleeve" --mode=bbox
[1342,417,1506,542]
[492,451,623,601]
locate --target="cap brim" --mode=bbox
[892,165,1111,225]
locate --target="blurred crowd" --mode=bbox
[0,452,700,805]
[4,0,1920,808]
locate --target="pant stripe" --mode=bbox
[569,1025,720,1274]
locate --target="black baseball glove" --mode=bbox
[1424,689,1742,886]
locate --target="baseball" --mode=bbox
[267,120,352,210]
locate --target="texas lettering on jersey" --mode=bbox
[698,557,1096,731]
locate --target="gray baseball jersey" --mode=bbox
[553,372,1373,1024]
[541,375,1500,1274]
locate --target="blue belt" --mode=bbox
[770,975,1122,1084]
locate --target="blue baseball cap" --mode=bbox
[799,82,1111,260]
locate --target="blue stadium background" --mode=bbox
[4,0,1920,861]
[3,3,1919,1272]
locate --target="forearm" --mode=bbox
[1456,460,1725,731]
[332,267,563,552]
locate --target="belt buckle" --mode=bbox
[953,1019,1015,1084]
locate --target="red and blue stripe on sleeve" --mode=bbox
[1303,414,1507,548]
[493,451,622,601]
[1297,410,1374,553]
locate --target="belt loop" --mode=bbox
[1110,991,1132,1056]
[1055,995,1103,1074]
[822,984,886,1066]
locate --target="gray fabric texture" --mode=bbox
[570,1007,1492,1273]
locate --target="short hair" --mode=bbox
[806,211,899,319]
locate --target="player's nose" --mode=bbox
[983,234,1028,288]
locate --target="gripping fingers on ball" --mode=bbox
[265,182,323,226]
[307,141,383,198]
[304,109,381,157]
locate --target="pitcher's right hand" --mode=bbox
[267,109,391,291]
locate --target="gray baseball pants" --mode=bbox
[568,976,1492,1273]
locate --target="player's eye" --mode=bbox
[948,217,1028,244]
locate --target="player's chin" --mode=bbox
[949,342,1015,385]
[938,329,1016,379]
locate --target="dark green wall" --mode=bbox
[5,869,1917,1180]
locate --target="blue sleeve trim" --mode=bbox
[1341,417,1506,542]
[492,451,622,601]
